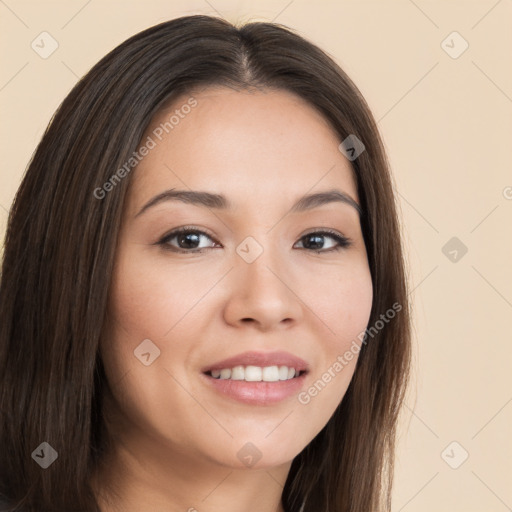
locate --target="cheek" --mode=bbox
[108,248,216,341]
[102,247,225,402]
[304,257,373,345]
[293,259,372,432]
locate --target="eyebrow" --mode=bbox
[135,188,362,218]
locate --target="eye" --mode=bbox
[294,229,352,253]
[157,226,219,253]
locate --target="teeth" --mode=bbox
[278,366,289,380]
[262,366,279,381]
[231,365,245,380]
[220,368,231,379]
[245,366,262,381]
[208,365,301,382]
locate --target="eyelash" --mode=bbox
[156,226,353,254]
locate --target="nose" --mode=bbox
[222,246,303,332]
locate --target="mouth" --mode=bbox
[201,360,309,405]
[200,350,310,405]
[203,365,308,382]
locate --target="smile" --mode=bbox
[206,365,305,382]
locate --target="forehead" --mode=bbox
[129,87,358,213]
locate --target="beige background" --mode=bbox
[1,1,511,510]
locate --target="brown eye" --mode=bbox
[295,230,352,253]
[158,227,219,253]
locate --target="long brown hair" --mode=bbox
[0,14,411,512]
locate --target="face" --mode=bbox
[100,86,373,472]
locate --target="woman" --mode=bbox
[0,14,411,512]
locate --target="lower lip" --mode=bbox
[201,372,308,405]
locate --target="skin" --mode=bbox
[93,86,373,512]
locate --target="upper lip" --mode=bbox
[201,350,310,373]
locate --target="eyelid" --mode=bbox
[300,227,350,240]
